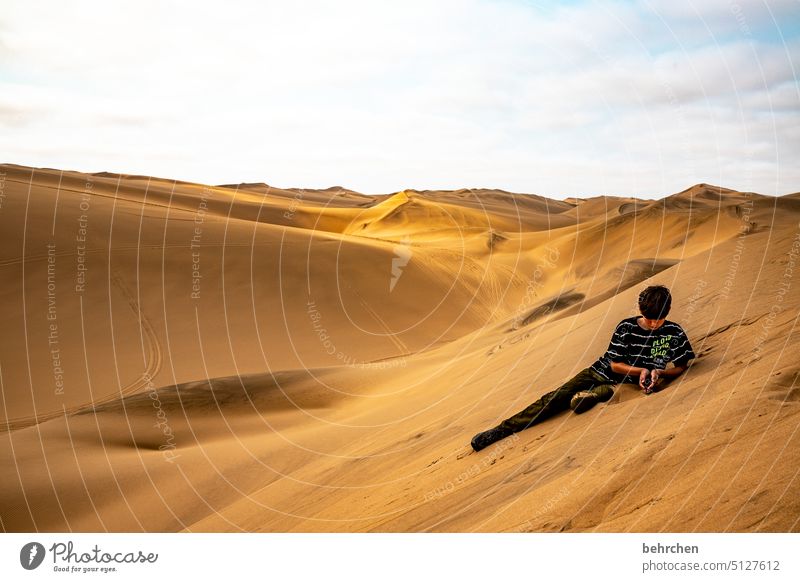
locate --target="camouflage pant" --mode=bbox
[498,367,615,433]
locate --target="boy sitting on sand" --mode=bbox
[471,285,696,452]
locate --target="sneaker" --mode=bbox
[470,426,512,452]
[570,391,599,414]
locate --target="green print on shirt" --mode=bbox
[650,335,673,358]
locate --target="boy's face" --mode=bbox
[639,316,666,330]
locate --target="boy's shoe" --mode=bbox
[470,426,513,452]
[570,391,599,414]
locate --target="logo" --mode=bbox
[20,542,46,570]
[390,237,412,292]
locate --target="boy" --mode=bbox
[471,285,696,452]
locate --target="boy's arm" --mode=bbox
[650,364,689,392]
[609,361,688,389]
[609,361,651,390]
[609,361,647,376]
[658,364,688,378]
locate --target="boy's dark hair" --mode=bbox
[638,285,672,319]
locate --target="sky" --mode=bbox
[0,0,798,198]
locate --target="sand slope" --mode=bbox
[0,164,797,532]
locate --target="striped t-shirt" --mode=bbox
[590,317,696,384]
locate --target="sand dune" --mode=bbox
[0,163,798,532]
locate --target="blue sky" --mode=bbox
[0,0,798,198]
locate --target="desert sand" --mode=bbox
[0,163,798,532]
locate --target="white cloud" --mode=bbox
[0,0,797,197]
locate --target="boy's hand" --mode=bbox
[650,368,661,384]
[640,369,661,394]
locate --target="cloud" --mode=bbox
[0,0,797,197]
